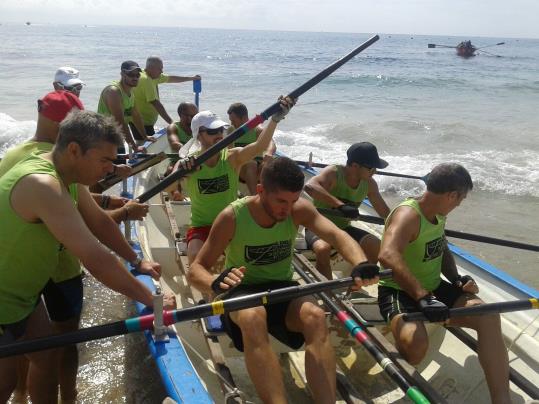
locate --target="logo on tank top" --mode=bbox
[244,240,292,265]
[423,236,444,262]
[197,174,230,194]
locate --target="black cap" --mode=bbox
[346,142,388,169]
[120,60,142,73]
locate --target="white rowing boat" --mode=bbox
[126,130,539,403]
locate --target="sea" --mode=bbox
[0,23,538,403]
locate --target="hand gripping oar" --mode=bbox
[0,270,391,359]
[193,79,202,109]
[135,35,380,203]
[292,259,430,404]
[403,298,539,322]
[317,208,539,252]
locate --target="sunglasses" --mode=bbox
[123,70,141,78]
[65,84,83,92]
[200,127,224,135]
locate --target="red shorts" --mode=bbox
[186,226,212,244]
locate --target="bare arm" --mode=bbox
[440,242,458,283]
[11,175,153,306]
[150,99,173,124]
[377,206,429,301]
[77,185,138,263]
[366,177,390,218]
[187,207,237,294]
[304,166,340,207]
[293,198,368,266]
[166,74,200,84]
[131,107,152,144]
[228,119,278,170]
[255,126,276,157]
[106,88,137,149]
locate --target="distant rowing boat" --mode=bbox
[427,41,505,58]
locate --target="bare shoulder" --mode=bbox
[386,204,420,238]
[291,198,316,225]
[367,176,380,191]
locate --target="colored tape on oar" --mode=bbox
[0,273,389,358]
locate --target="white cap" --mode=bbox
[190,110,229,138]
[54,66,85,87]
[178,111,229,157]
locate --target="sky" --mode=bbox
[1,0,539,39]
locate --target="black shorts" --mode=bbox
[129,123,155,140]
[378,280,465,323]
[305,225,370,249]
[221,280,305,352]
[42,275,84,322]
[0,315,29,346]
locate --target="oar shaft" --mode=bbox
[135,35,380,203]
[403,298,539,322]
[0,321,128,358]
[259,157,425,181]
[292,259,430,403]
[317,209,539,252]
[0,273,389,359]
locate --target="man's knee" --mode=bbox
[234,308,268,342]
[392,317,429,365]
[313,240,332,257]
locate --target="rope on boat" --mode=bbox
[177,332,251,403]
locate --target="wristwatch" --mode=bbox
[130,256,142,269]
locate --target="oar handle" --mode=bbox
[402,298,539,322]
[135,35,380,203]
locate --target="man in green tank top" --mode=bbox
[227,102,276,195]
[97,60,154,152]
[0,111,174,403]
[166,102,198,152]
[377,163,510,403]
[175,97,295,266]
[305,142,390,278]
[189,157,381,404]
[132,56,200,139]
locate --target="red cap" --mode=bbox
[37,90,84,122]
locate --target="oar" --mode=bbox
[317,208,539,252]
[256,156,427,182]
[476,42,504,50]
[135,35,380,203]
[91,152,168,193]
[477,49,502,58]
[427,44,456,49]
[0,270,391,359]
[193,79,201,109]
[403,298,539,322]
[114,152,178,163]
[292,258,431,403]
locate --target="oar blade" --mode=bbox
[428,44,436,48]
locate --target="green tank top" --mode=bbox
[314,165,369,229]
[97,81,135,124]
[187,149,239,227]
[379,198,446,292]
[234,128,257,147]
[225,197,297,285]
[0,141,82,284]
[174,122,192,144]
[0,154,62,324]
